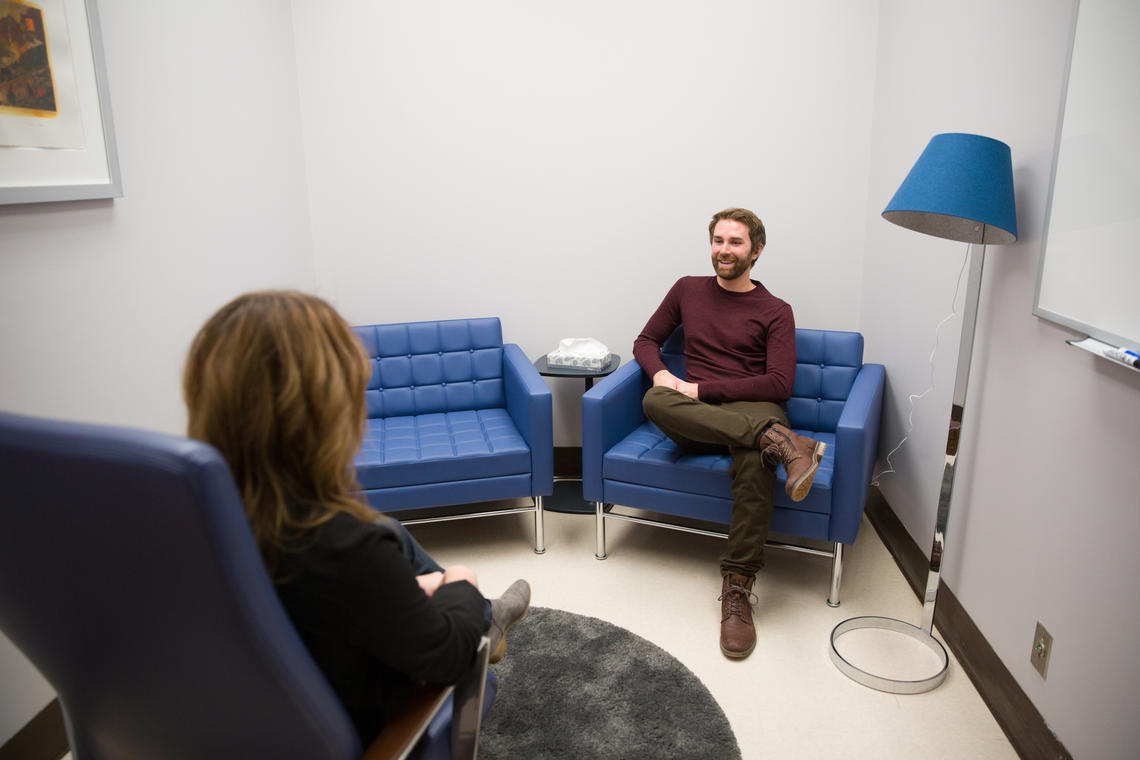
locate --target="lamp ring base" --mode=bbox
[829,615,949,694]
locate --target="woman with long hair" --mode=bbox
[183,289,528,743]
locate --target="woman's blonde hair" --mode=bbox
[183,290,377,568]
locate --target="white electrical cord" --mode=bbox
[871,241,971,486]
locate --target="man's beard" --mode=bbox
[713,254,751,281]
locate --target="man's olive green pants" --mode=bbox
[642,386,788,577]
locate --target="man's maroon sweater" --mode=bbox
[633,276,796,404]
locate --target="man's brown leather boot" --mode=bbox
[759,423,827,502]
[719,573,757,658]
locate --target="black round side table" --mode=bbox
[533,353,621,390]
[533,353,621,513]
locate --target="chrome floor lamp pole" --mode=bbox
[830,133,1018,694]
[920,241,984,635]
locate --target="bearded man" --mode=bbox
[633,207,826,659]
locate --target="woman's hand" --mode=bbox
[441,564,478,589]
[416,571,444,596]
[417,565,479,596]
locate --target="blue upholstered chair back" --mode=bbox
[660,325,865,433]
[0,412,362,760]
[786,329,864,434]
[354,318,506,419]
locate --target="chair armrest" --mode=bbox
[448,635,490,760]
[362,684,453,760]
[581,360,648,502]
[362,638,492,760]
[503,344,553,496]
[361,637,490,760]
[831,363,886,542]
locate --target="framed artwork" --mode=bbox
[0,0,121,204]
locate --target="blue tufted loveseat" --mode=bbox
[352,317,553,553]
[582,327,884,604]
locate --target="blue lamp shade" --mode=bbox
[883,133,1018,245]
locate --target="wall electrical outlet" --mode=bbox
[1030,621,1053,679]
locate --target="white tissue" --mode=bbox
[546,338,610,369]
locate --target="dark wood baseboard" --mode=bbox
[0,699,66,760]
[864,488,1071,760]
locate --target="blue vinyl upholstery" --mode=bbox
[352,318,552,549]
[0,411,496,760]
[582,327,884,603]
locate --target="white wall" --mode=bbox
[0,0,315,744]
[5,1,1135,757]
[864,1,1140,757]
[291,0,879,444]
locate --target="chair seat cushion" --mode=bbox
[356,409,531,489]
[603,422,836,514]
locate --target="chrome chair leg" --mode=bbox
[594,501,607,559]
[533,495,546,555]
[827,542,844,607]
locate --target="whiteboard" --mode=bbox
[1034,0,1140,352]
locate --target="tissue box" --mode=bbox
[546,338,610,370]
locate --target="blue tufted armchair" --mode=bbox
[353,317,553,553]
[582,327,884,605]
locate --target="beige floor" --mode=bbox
[56,504,1016,760]
[411,506,1018,760]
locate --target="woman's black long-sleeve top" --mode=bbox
[272,512,486,743]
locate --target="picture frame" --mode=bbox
[0,0,121,204]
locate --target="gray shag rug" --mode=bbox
[479,606,741,760]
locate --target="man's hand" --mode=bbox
[674,380,699,399]
[653,370,699,400]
